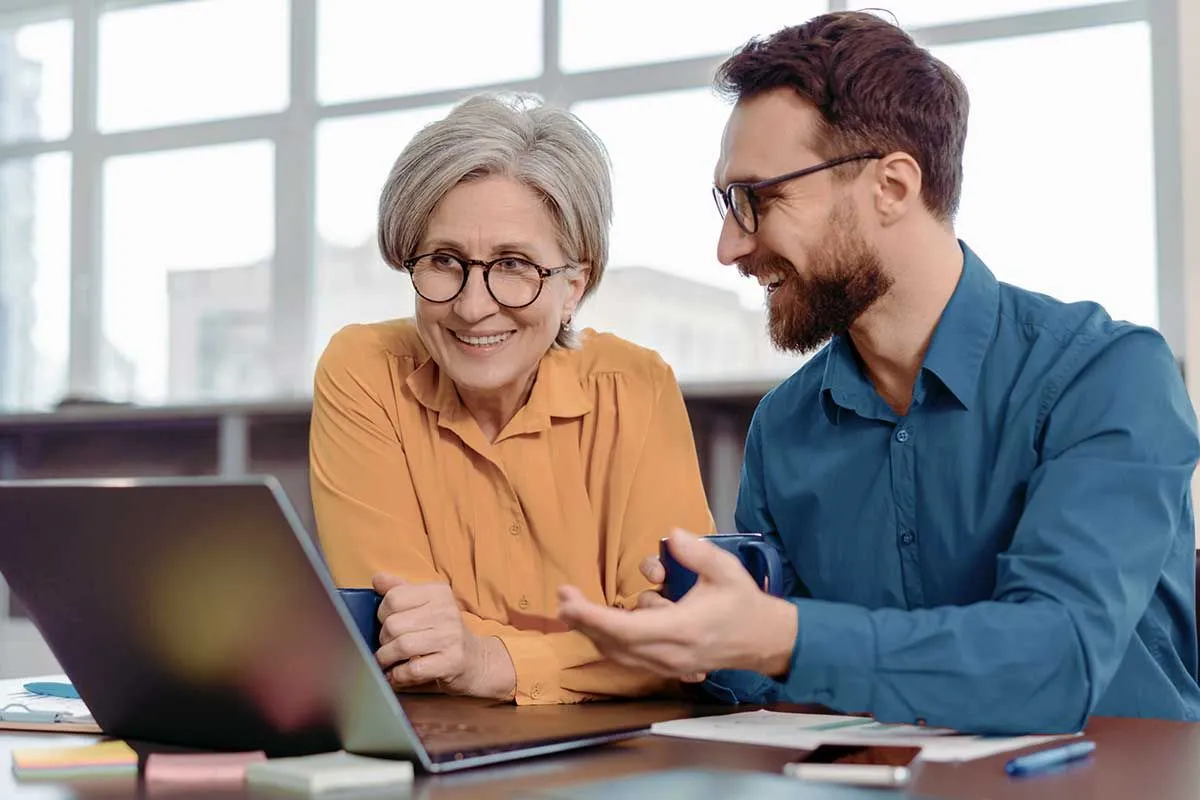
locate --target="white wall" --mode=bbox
[0,621,59,678]
[0,577,59,678]
[1181,0,1200,530]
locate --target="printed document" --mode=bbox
[652,710,1076,762]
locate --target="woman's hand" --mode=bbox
[372,573,515,700]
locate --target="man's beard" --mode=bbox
[746,203,893,354]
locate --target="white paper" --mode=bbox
[0,673,94,723]
[651,710,1077,762]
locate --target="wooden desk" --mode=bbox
[2,712,1198,799]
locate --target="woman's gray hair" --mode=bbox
[378,92,612,349]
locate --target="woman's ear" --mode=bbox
[567,265,592,307]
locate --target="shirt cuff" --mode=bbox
[782,598,877,711]
[493,634,562,705]
[700,669,781,704]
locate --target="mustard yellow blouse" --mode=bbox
[309,319,715,705]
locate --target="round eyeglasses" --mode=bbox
[401,253,575,310]
[713,151,883,234]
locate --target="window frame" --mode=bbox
[0,0,1187,406]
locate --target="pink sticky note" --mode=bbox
[144,751,267,785]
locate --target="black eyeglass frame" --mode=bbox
[712,151,884,234]
[401,253,575,309]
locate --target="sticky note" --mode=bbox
[145,751,266,785]
[12,739,137,780]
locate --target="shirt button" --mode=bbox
[900,530,915,545]
[509,522,521,536]
[895,428,910,443]
[518,596,530,610]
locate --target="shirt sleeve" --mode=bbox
[702,394,802,704]
[460,620,665,705]
[742,329,1200,733]
[611,361,717,607]
[310,326,441,587]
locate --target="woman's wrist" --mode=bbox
[467,634,517,700]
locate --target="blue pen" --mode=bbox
[1005,740,1096,776]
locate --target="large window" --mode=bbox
[98,0,288,132]
[312,106,451,363]
[0,13,71,411]
[0,154,69,410]
[102,142,275,404]
[316,0,542,103]
[0,0,1181,411]
[559,1,825,73]
[0,17,70,144]
[848,0,1115,28]
[933,23,1157,328]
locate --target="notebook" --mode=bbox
[0,674,100,734]
[244,751,413,794]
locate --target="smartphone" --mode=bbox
[783,745,922,787]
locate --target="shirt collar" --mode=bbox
[820,336,871,424]
[920,241,999,410]
[820,240,998,418]
[405,345,593,440]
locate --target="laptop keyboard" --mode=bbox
[410,719,487,740]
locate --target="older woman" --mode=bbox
[309,93,714,705]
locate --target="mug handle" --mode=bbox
[739,541,786,597]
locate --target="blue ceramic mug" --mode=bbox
[660,533,786,602]
[337,587,383,650]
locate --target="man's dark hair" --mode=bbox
[715,11,969,222]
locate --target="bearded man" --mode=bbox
[557,11,1200,734]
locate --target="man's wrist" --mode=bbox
[754,596,798,678]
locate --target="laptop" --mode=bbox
[0,476,703,772]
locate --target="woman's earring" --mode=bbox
[561,314,572,331]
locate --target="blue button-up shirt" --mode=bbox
[706,242,1200,734]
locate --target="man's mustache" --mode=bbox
[737,255,794,281]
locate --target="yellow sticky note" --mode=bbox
[13,740,137,770]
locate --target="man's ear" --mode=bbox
[872,152,923,226]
